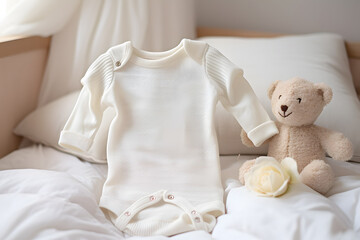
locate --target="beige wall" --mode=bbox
[195,0,360,42]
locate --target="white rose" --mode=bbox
[244,156,299,197]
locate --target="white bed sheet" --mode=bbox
[0,145,359,240]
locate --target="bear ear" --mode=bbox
[315,83,333,105]
[268,80,280,99]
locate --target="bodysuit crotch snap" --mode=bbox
[115,190,209,233]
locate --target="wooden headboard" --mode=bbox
[197,27,360,98]
[0,36,51,158]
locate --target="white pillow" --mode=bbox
[200,33,360,162]
[14,91,115,163]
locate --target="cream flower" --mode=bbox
[244,156,299,197]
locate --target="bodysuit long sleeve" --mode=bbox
[205,47,277,146]
[59,39,278,237]
[59,53,113,152]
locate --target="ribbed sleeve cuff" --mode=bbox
[58,131,93,153]
[247,121,279,147]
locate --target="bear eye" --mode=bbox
[297,98,302,103]
[278,95,282,99]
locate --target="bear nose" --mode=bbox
[281,105,288,112]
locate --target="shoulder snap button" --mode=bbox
[115,61,121,67]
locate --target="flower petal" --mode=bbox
[272,178,290,197]
[281,157,300,183]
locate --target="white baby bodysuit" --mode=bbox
[59,39,278,236]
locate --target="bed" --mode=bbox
[1,27,360,239]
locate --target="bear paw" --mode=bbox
[240,129,255,148]
[239,159,256,185]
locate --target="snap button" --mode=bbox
[149,196,156,201]
[167,194,174,200]
[194,217,201,223]
[191,210,197,215]
[115,61,121,67]
[124,211,131,216]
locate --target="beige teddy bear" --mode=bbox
[239,77,353,194]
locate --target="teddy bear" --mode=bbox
[239,77,353,194]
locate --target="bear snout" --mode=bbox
[278,104,292,118]
[281,105,288,112]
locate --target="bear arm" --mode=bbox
[316,126,353,161]
[241,129,255,147]
[241,129,272,147]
